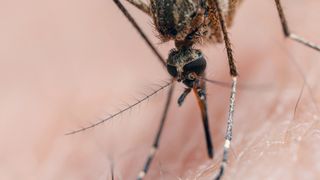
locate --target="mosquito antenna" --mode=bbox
[65,80,173,135]
[201,77,271,91]
[201,77,231,88]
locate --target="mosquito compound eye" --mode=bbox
[166,64,178,77]
[183,55,206,76]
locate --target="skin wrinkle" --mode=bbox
[0,0,319,180]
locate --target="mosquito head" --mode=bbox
[166,48,206,87]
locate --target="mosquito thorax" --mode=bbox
[166,47,206,87]
[150,0,205,42]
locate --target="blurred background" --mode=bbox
[0,0,320,179]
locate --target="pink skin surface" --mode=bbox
[0,0,320,179]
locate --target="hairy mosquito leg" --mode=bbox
[137,83,175,180]
[113,0,166,66]
[210,0,238,179]
[193,78,214,158]
[126,0,150,15]
[178,88,192,106]
[274,0,320,51]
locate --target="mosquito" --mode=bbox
[67,0,320,179]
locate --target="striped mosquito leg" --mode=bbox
[274,0,320,51]
[211,0,238,179]
[214,77,237,180]
[137,83,175,180]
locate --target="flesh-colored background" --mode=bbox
[0,0,320,179]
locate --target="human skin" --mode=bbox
[0,0,319,180]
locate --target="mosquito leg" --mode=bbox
[113,0,166,66]
[126,0,150,15]
[137,83,175,180]
[178,88,192,106]
[210,0,238,179]
[214,78,237,180]
[274,0,320,51]
[110,162,114,180]
[193,78,214,159]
